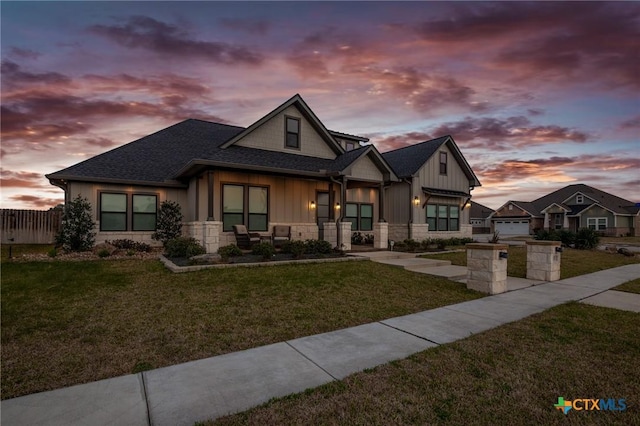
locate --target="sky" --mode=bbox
[1,1,639,211]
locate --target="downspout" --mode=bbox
[404,178,413,239]
[329,175,344,249]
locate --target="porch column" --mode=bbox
[378,183,385,222]
[563,213,569,229]
[207,171,215,220]
[544,212,550,230]
[373,222,388,249]
[323,222,337,247]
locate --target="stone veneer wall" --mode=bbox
[373,222,388,249]
[94,223,161,247]
[466,243,508,294]
[526,241,561,281]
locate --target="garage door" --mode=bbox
[494,220,529,235]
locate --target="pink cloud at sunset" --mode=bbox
[1,1,638,211]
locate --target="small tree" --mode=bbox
[152,200,183,246]
[56,194,96,252]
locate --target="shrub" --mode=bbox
[351,232,364,245]
[282,240,306,258]
[305,239,333,254]
[218,244,242,260]
[47,248,57,258]
[152,201,183,246]
[405,239,420,252]
[489,231,501,244]
[575,228,600,250]
[252,242,275,260]
[165,237,206,258]
[97,248,111,258]
[107,239,151,252]
[556,229,576,247]
[55,194,96,252]
[435,239,447,250]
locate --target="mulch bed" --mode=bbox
[168,252,345,267]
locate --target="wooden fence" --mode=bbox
[1,209,62,244]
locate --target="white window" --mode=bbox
[508,204,513,211]
[576,194,584,204]
[587,217,607,230]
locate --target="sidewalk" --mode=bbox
[2,263,639,426]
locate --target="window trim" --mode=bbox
[587,217,607,231]
[344,202,374,231]
[576,194,584,204]
[345,141,356,151]
[99,191,158,232]
[284,115,301,150]
[221,183,270,232]
[439,151,447,175]
[426,203,460,231]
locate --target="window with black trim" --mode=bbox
[439,151,447,175]
[285,116,300,149]
[100,193,157,231]
[344,202,373,231]
[101,193,127,231]
[426,204,459,231]
[222,184,269,232]
[132,195,157,231]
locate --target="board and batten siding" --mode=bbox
[234,106,337,159]
[415,144,471,194]
[384,182,411,224]
[213,170,330,225]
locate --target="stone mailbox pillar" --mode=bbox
[526,241,561,281]
[466,243,509,294]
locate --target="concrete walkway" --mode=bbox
[2,263,639,426]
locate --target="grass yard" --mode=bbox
[210,303,640,425]
[423,246,639,279]
[1,258,483,400]
[615,278,640,295]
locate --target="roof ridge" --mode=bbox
[186,118,246,130]
[382,134,450,154]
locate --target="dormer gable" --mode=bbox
[220,94,343,159]
[562,191,597,206]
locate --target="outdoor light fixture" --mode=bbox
[413,196,420,206]
[310,201,316,209]
[335,202,341,210]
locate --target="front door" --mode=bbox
[317,192,329,239]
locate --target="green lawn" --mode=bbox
[210,303,640,425]
[423,246,639,279]
[1,258,482,400]
[615,278,640,294]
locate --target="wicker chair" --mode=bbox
[232,224,260,249]
[272,225,291,247]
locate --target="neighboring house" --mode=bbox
[490,184,640,236]
[469,201,495,234]
[46,94,481,253]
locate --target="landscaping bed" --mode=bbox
[167,252,345,267]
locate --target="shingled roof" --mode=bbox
[529,184,639,216]
[381,136,449,178]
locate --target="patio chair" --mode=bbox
[272,225,291,247]
[232,224,261,249]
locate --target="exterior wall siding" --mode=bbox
[67,181,187,246]
[384,182,411,224]
[493,203,531,218]
[235,106,337,159]
[416,144,471,194]
[347,155,383,181]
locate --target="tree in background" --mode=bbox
[56,195,96,251]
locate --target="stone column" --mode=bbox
[322,222,337,247]
[373,222,388,249]
[526,241,561,281]
[466,243,508,294]
[339,221,352,251]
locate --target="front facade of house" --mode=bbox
[47,95,481,252]
[491,184,640,236]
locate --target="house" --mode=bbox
[490,184,640,236]
[469,201,495,234]
[46,94,481,253]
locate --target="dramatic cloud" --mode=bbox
[7,47,41,60]
[619,116,640,129]
[373,116,591,153]
[89,15,264,65]
[8,195,62,209]
[1,60,71,88]
[0,170,47,188]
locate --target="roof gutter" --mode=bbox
[329,175,344,249]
